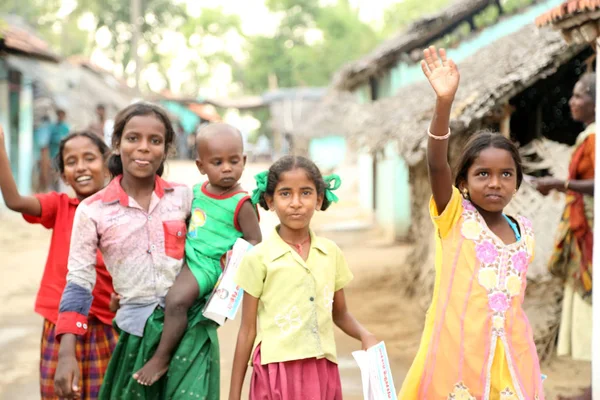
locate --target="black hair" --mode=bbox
[454,130,523,189]
[54,131,110,174]
[257,155,334,211]
[578,72,596,103]
[107,102,175,178]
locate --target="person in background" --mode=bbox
[89,104,114,146]
[534,73,596,400]
[34,115,53,192]
[43,109,71,193]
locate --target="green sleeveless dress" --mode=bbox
[186,181,250,294]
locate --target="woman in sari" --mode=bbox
[535,72,595,400]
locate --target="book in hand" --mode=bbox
[202,238,253,325]
[352,341,398,400]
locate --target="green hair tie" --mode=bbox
[251,170,269,205]
[323,174,341,203]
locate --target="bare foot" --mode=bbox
[132,356,169,386]
[557,387,592,400]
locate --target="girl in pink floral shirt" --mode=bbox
[54,103,219,400]
[398,47,544,399]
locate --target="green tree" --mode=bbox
[239,0,381,94]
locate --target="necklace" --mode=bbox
[284,236,311,254]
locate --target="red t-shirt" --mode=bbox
[23,192,115,325]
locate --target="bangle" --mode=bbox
[428,128,451,141]
[564,180,570,191]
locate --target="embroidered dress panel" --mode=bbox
[398,187,544,400]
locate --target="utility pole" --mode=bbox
[131,0,142,91]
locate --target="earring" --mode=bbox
[462,188,469,199]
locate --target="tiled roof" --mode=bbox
[536,0,600,27]
[0,16,60,61]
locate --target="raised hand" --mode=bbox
[421,46,460,101]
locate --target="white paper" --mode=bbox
[202,238,252,325]
[352,341,398,400]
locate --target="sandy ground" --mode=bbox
[0,160,592,399]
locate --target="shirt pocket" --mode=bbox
[163,220,186,260]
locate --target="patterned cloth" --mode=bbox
[249,343,342,400]
[552,125,595,361]
[235,228,353,365]
[40,318,118,400]
[99,301,220,400]
[549,124,595,299]
[399,187,544,400]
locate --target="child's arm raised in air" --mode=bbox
[421,46,460,214]
[0,125,42,216]
[332,289,378,350]
[237,200,262,245]
[229,294,259,400]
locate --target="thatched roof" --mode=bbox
[292,91,367,139]
[332,0,498,91]
[351,24,585,165]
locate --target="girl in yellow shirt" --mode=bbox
[229,155,378,400]
[398,47,545,399]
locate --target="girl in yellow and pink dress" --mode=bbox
[399,47,544,399]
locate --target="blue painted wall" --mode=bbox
[375,143,411,239]
[17,75,33,195]
[309,136,346,170]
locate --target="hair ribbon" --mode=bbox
[251,170,269,205]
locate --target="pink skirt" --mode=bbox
[250,343,343,400]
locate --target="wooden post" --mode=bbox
[593,37,600,400]
[499,103,514,138]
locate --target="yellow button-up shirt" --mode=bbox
[235,228,353,365]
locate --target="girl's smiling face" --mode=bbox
[459,147,518,213]
[61,135,108,199]
[266,167,324,232]
[116,115,167,180]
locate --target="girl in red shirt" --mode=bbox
[0,126,117,400]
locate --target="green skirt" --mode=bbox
[99,301,220,400]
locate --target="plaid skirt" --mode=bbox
[40,317,118,400]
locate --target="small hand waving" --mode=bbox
[421,46,460,101]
